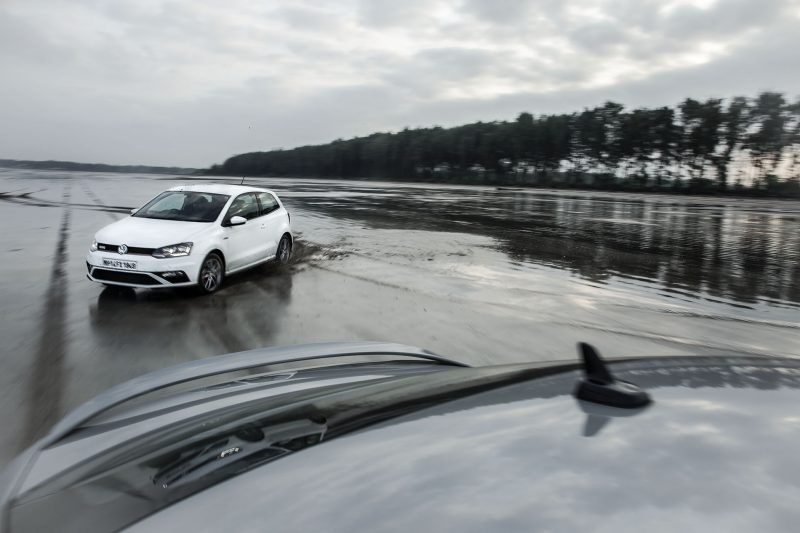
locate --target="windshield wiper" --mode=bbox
[135,214,212,222]
[133,214,178,220]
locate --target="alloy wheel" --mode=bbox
[278,237,292,264]
[200,256,222,292]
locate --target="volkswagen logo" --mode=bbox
[118,244,128,255]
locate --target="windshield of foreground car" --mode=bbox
[133,191,230,222]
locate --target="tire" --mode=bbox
[276,235,292,265]
[197,252,224,294]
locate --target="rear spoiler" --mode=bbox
[41,341,468,447]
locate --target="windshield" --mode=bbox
[133,191,229,222]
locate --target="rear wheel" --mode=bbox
[276,235,292,265]
[198,253,224,294]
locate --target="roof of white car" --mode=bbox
[167,183,276,196]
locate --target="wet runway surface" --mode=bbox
[1,169,799,465]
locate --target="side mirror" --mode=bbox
[229,216,247,226]
[130,208,138,215]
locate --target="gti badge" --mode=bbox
[118,244,128,255]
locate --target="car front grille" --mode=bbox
[91,269,161,286]
[97,243,155,255]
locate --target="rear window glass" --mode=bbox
[258,192,280,215]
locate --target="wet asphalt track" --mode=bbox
[1,169,799,466]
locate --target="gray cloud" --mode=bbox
[0,7,65,64]
[660,0,791,39]
[357,0,432,28]
[567,20,628,53]
[1,0,799,166]
[462,0,542,25]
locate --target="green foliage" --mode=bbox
[211,92,800,196]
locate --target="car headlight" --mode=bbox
[90,239,98,252]
[152,242,193,258]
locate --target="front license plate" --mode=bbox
[102,258,138,270]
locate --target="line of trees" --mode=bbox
[210,92,800,196]
[0,159,198,175]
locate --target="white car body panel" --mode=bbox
[260,209,286,257]
[223,216,264,270]
[94,217,212,249]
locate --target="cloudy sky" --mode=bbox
[2,0,799,167]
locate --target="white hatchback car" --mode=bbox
[86,184,292,294]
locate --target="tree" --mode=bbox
[649,107,680,186]
[713,97,750,188]
[211,91,798,197]
[786,97,800,179]
[678,98,722,182]
[747,92,789,185]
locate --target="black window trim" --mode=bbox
[222,192,261,226]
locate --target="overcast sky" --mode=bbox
[2,0,799,167]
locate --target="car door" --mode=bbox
[222,193,262,270]
[256,192,284,257]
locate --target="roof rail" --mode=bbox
[41,342,467,446]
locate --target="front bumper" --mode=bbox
[86,251,199,288]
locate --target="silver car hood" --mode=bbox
[129,356,800,533]
[0,342,466,533]
[4,348,800,532]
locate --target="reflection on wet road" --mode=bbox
[0,169,798,465]
[285,182,800,310]
[89,264,294,357]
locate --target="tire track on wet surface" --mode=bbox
[79,180,122,221]
[22,183,72,446]
[0,188,130,214]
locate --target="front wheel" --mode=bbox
[197,253,224,294]
[276,235,292,265]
